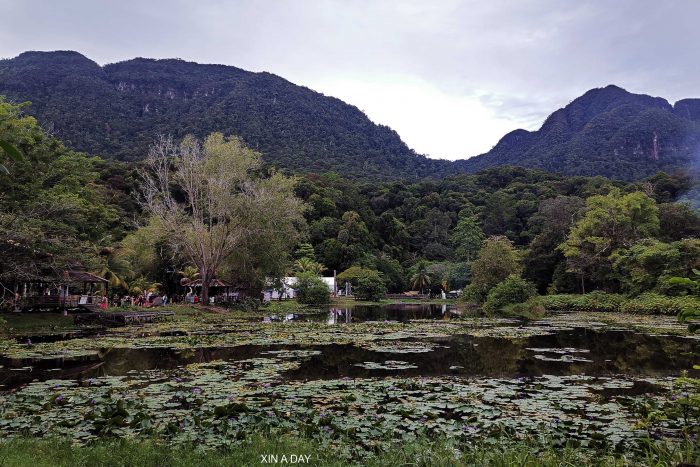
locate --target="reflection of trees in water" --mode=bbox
[336,304,452,323]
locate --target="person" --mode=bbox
[193,294,199,304]
[100,295,108,310]
[162,294,168,305]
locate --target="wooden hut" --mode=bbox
[181,278,237,304]
[18,268,108,313]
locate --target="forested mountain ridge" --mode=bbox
[0,51,699,180]
[0,51,452,179]
[456,85,700,180]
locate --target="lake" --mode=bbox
[0,303,697,457]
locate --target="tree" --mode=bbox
[141,133,303,304]
[410,261,431,294]
[116,221,169,286]
[0,138,23,175]
[467,236,521,302]
[482,191,519,239]
[560,190,659,292]
[0,98,125,293]
[337,266,384,292]
[128,277,161,296]
[657,202,700,241]
[355,276,387,301]
[374,254,406,292]
[178,265,200,285]
[95,246,133,290]
[523,196,585,293]
[483,275,537,314]
[294,257,325,276]
[296,273,330,305]
[450,215,485,262]
[612,238,700,295]
[294,243,316,261]
[221,171,306,294]
[335,211,372,268]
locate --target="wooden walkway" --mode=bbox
[74,311,175,327]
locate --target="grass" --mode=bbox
[0,435,696,467]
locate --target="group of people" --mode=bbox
[109,292,179,308]
[93,290,209,310]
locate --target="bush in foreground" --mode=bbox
[483,275,537,314]
[354,275,387,301]
[296,273,330,305]
[540,292,625,312]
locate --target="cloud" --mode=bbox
[1,0,699,159]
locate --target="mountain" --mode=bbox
[456,85,700,180]
[0,51,452,179]
[0,51,699,181]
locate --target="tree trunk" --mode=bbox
[201,272,210,305]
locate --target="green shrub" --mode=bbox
[621,293,700,316]
[460,283,482,304]
[354,276,387,301]
[540,291,625,312]
[483,275,536,314]
[679,307,700,333]
[296,274,330,305]
[503,297,546,317]
[337,266,383,287]
[657,276,700,296]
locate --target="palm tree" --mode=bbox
[178,265,200,286]
[294,258,325,276]
[411,261,432,295]
[95,246,133,290]
[128,276,161,295]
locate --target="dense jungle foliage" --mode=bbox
[0,96,699,306]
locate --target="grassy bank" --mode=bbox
[0,435,697,467]
[540,292,700,316]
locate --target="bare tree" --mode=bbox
[141,133,264,304]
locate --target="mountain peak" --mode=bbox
[12,50,98,67]
[458,85,697,180]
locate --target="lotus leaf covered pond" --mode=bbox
[0,304,698,460]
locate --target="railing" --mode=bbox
[21,294,101,310]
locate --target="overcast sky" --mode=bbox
[1,0,699,160]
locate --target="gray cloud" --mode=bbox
[1,0,699,159]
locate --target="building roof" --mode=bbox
[63,270,108,283]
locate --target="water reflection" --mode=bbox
[285,328,700,381]
[327,308,351,324]
[264,303,457,324]
[3,326,698,391]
